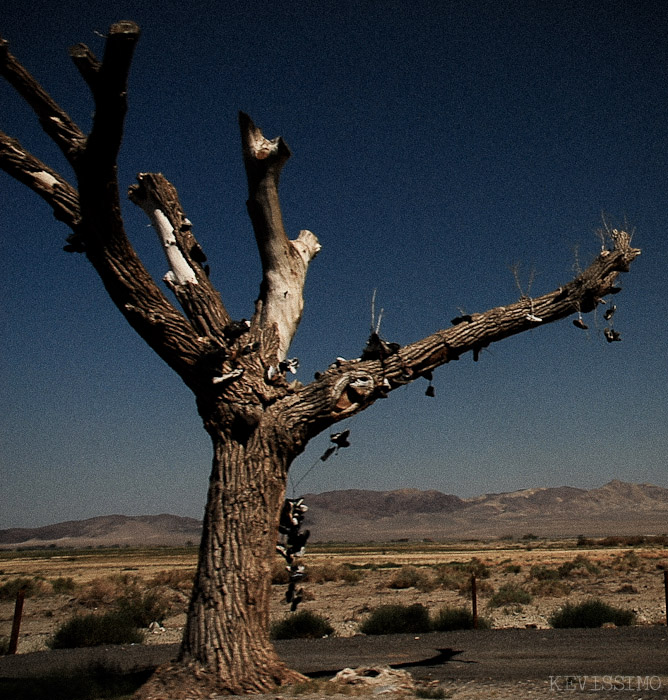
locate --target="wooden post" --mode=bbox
[664,570,668,626]
[8,587,26,654]
[471,574,478,629]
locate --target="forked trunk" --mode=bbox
[135,422,307,698]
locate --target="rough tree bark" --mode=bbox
[0,22,641,698]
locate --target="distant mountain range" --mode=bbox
[2,481,667,548]
[303,480,668,541]
[0,514,202,549]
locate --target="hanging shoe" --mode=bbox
[331,430,351,448]
[604,305,617,320]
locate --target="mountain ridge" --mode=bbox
[2,481,667,546]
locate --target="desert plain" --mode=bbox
[1,537,667,654]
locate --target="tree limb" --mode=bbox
[128,172,232,339]
[81,21,140,175]
[68,43,101,91]
[0,35,86,163]
[239,113,321,362]
[0,132,80,231]
[282,231,641,441]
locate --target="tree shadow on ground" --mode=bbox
[0,665,154,700]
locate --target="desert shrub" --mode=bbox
[49,611,143,648]
[598,535,625,547]
[549,599,636,628]
[314,562,365,584]
[270,610,333,639]
[75,573,171,624]
[387,565,419,588]
[0,578,32,600]
[650,535,668,546]
[611,550,642,572]
[307,561,345,583]
[529,565,560,581]
[433,565,469,591]
[415,686,448,699]
[149,569,194,591]
[388,566,436,592]
[51,577,76,594]
[77,576,123,607]
[359,604,431,635]
[598,535,661,547]
[457,574,494,597]
[431,606,489,631]
[434,563,492,597]
[114,589,170,627]
[102,572,142,591]
[487,583,532,609]
[503,564,521,575]
[0,577,44,600]
[531,557,600,582]
[615,583,638,594]
[557,556,600,578]
[0,636,9,655]
[338,564,364,584]
[276,561,364,586]
[465,558,491,579]
[272,560,290,585]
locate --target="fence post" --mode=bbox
[471,574,478,629]
[8,587,26,654]
[664,570,668,626]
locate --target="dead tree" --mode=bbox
[0,22,640,698]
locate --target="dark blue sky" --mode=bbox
[1,0,666,529]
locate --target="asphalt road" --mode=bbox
[281,627,668,684]
[1,627,667,686]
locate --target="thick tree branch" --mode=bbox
[239,112,321,362]
[68,43,101,91]
[282,231,641,442]
[81,21,140,174]
[0,132,80,231]
[70,24,210,384]
[0,35,86,163]
[129,172,232,339]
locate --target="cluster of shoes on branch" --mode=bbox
[276,498,310,611]
[572,302,621,342]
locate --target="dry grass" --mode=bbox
[1,539,666,653]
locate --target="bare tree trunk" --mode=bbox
[138,419,306,697]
